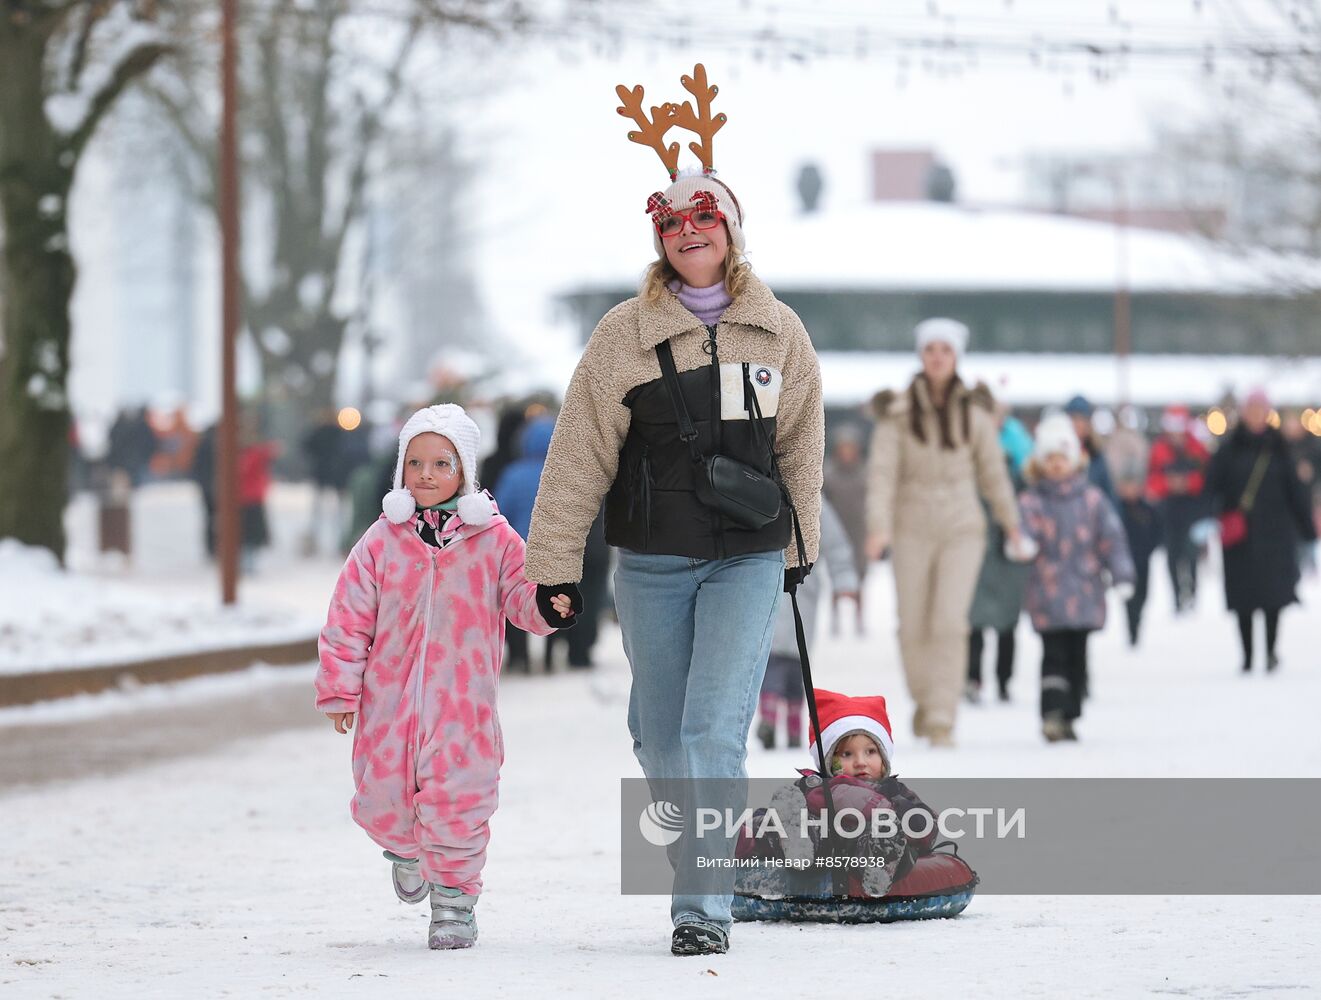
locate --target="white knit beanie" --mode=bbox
[914,317,969,360]
[381,403,495,526]
[1033,413,1082,468]
[651,170,746,256]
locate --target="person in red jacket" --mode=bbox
[1145,405,1210,613]
[237,414,281,574]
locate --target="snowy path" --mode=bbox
[2,564,1318,997]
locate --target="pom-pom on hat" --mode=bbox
[914,318,969,361]
[1033,412,1082,468]
[381,403,495,526]
[807,689,895,775]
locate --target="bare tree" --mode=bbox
[0,1,172,560]
[147,1,527,441]
[1157,1,1321,256]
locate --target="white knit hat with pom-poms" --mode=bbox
[381,403,495,526]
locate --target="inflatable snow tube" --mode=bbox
[733,853,979,924]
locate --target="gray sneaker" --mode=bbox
[383,851,428,904]
[428,884,478,950]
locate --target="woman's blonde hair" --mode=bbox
[640,238,751,303]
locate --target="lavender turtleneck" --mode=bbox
[670,279,733,327]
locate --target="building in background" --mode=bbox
[559,150,1321,411]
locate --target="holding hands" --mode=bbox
[328,712,355,734]
[536,583,584,629]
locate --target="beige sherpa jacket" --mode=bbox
[525,271,824,584]
[866,375,1019,539]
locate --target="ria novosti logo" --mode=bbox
[639,800,684,847]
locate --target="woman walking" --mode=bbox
[524,66,823,956]
[1207,390,1316,672]
[866,319,1023,746]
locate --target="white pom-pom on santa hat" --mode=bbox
[381,402,487,523]
[807,689,895,774]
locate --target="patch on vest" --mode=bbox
[719,363,782,420]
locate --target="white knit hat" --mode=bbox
[1033,412,1082,467]
[650,170,746,256]
[381,403,495,526]
[914,317,969,360]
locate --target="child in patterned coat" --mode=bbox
[315,404,578,949]
[1019,414,1135,743]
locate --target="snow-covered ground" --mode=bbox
[2,550,1317,997]
[0,483,340,676]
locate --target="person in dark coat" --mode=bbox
[191,424,218,558]
[823,422,869,634]
[1206,390,1317,673]
[478,405,529,508]
[1116,476,1162,646]
[493,417,554,541]
[1282,409,1321,576]
[966,419,1030,704]
[107,406,157,487]
[1064,395,1116,504]
[495,417,556,672]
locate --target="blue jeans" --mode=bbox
[614,548,785,930]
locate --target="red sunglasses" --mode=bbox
[655,207,726,238]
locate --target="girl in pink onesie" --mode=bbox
[316,403,579,950]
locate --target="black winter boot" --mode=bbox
[671,921,729,956]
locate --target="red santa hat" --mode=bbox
[807,689,895,774]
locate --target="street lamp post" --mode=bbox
[217,0,241,604]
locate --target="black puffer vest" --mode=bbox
[604,324,792,560]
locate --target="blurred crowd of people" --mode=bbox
[812,378,1319,746]
[76,377,1320,705]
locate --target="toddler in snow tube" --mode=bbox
[733,689,978,923]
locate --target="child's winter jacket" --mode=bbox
[742,771,938,889]
[315,496,554,894]
[1019,473,1135,632]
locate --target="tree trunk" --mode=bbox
[0,19,76,561]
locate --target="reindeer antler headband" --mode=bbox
[615,63,727,181]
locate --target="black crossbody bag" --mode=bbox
[655,339,781,530]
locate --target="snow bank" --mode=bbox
[0,539,318,675]
[0,662,315,729]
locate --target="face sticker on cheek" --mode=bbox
[435,449,461,476]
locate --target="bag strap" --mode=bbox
[742,363,777,474]
[655,340,704,467]
[665,341,837,887]
[1238,449,1272,514]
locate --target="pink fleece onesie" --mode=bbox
[315,501,554,894]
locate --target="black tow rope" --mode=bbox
[782,496,846,897]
